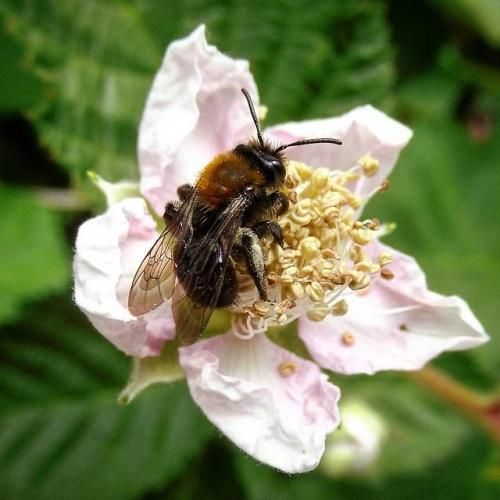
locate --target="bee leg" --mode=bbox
[252,220,284,247]
[234,228,268,301]
[163,201,180,225]
[177,183,194,201]
[244,191,289,224]
[267,191,289,218]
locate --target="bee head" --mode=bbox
[238,88,341,191]
[234,142,286,188]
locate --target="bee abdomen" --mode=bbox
[176,243,238,308]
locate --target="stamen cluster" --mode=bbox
[233,157,393,336]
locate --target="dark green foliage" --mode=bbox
[0,298,214,500]
[1,0,394,180]
[0,185,70,323]
[0,0,499,498]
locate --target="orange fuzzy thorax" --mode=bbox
[195,150,265,208]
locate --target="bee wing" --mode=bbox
[127,227,177,316]
[173,194,252,345]
[128,193,196,317]
[172,285,217,345]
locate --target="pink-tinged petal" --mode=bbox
[265,106,412,198]
[74,198,176,357]
[179,333,340,473]
[138,25,258,214]
[299,242,489,375]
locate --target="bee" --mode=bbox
[128,89,341,345]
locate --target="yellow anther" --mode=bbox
[301,265,315,275]
[350,244,365,263]
[305,281,325,302]
[347,194,362,209]
[281,266,299,277]
[278,361,297,377]
[295,227,310,240]
[341,207,354,223]
[355,261,380,274]
[331,299,348,316]
[378,251,393,266]
[348,272,370,290]
[292,161,312,181]
[307,303,330,322]
[290,212,312,226]
[252,160,386,325]
[351,227,373,245]
[359,155,380,177]
[299,236,321,261]
[296,198,312,214]
[282,248,298,260]
[253,301,270,315]
[321,248,339,260]
[311,168,331,192]
[276,314,288,324]
[323,206,339,219]
[291,282,305,299]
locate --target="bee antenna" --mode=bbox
[241,88,264,147]
[275,137,342,153]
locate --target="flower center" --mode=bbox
[232,156,392,338]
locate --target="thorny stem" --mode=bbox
[407,366,500,442]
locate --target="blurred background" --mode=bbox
[0,0,499,498]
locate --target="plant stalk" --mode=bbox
[407,366,500,442]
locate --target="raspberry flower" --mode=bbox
[73,26,489,473]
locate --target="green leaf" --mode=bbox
[0,296,213,500]
[0,184,70,323]
[235,454,336,500]
[234,375,489,499]
[338,374,470,477]
[235,432,498,500]
[0,27,43,112]
[397,70,461,121]
[430,0,500,48]
[1,0,395,180]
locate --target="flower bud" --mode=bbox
[320,400,386,477]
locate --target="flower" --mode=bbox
[320,399,387,477]
[73,25,489,474]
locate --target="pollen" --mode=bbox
[278,360,297,377]
[380,268,395,280]
[331,299,348,316]
[378,250,393,266]
[236,158,388,333]
[341,331,356,346]
[358,155,380,177]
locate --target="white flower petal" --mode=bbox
[265,105,412,198]
[299,242,489,374]
[138,25,258,214]
[74,198,175,357]
[179,333,340,473]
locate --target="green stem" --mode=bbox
[407,366,500,442]
[34,187,90,211]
